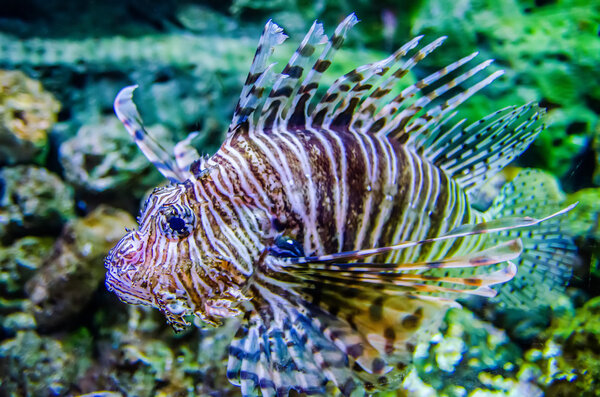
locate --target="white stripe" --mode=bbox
[202,182,256,253]
[353,131,379,249]
[196,182,253,273]
[403,150,425,262]
[327,129,348,249]
[390,146,414,264]
[367,135,395,248]
[310,127,343,251]
[278,129,323,254]
[217,137,273,208]
[252,133,312,247]
[199,204,233,260]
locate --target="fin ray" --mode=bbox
[258,21,328,131]
[173,131,201,173]
[288,206,573,264]
[114,85,187,182]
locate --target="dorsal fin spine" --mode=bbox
[352,35,423,122]
[258,21,327,132]
[236,63,278,132]
[229,20,287,135]
[359,37,448,133]
[114,85,188,183]
[395,60,497,139]
[319,37,427,132]
[286,14,359,129]
[225,15,545,197]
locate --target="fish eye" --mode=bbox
[168,216,186,231]
[158,204,195,239]
[271,235,305,258]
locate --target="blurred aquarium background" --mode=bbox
[0,0,599,396]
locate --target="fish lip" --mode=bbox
[104,231,146,273]
[104,260,154,306]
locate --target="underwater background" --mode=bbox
[0,0,599,396]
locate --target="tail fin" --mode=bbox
[483,169,579,308]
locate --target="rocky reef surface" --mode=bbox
[0,0,599,396]
[0,70,60,166]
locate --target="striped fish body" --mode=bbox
[211,126,480,266]
[105,13,578,396]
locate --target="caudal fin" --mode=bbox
[484,169,579,308]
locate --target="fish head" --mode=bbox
[105,181,249,330]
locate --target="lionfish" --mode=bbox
[105,14,577,396]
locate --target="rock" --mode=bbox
[0,165,74,242]
[0,236,54,336]
[25,205,135,330]
[0,329,91,396]
[0,236,54,297]
[0,69,60,165]
[59,117,168,196]
[79,305,238,396]
[2,311,36,333]
[525,296,600,396]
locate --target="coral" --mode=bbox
[25,205,135,330]
[565,188,600,239]
[536,105,596,180]
[195,317,240,394]
[564,188,600,278]
[410,308,541,396]
[0,165,74,243]
[175,4,238,33]
[77,305,238,396]
[59,117,171,195]
[0,33,255,71]
[0,70,60,165]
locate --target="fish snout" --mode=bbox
[104,232,154,306]
[104,232,145,275]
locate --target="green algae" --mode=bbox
[0,329,92,396]
[525,296,600,396]
[411,0,600,179]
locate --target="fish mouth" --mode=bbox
[104,234,153,306]
[105,265,154,306]
[104,231,146,272]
